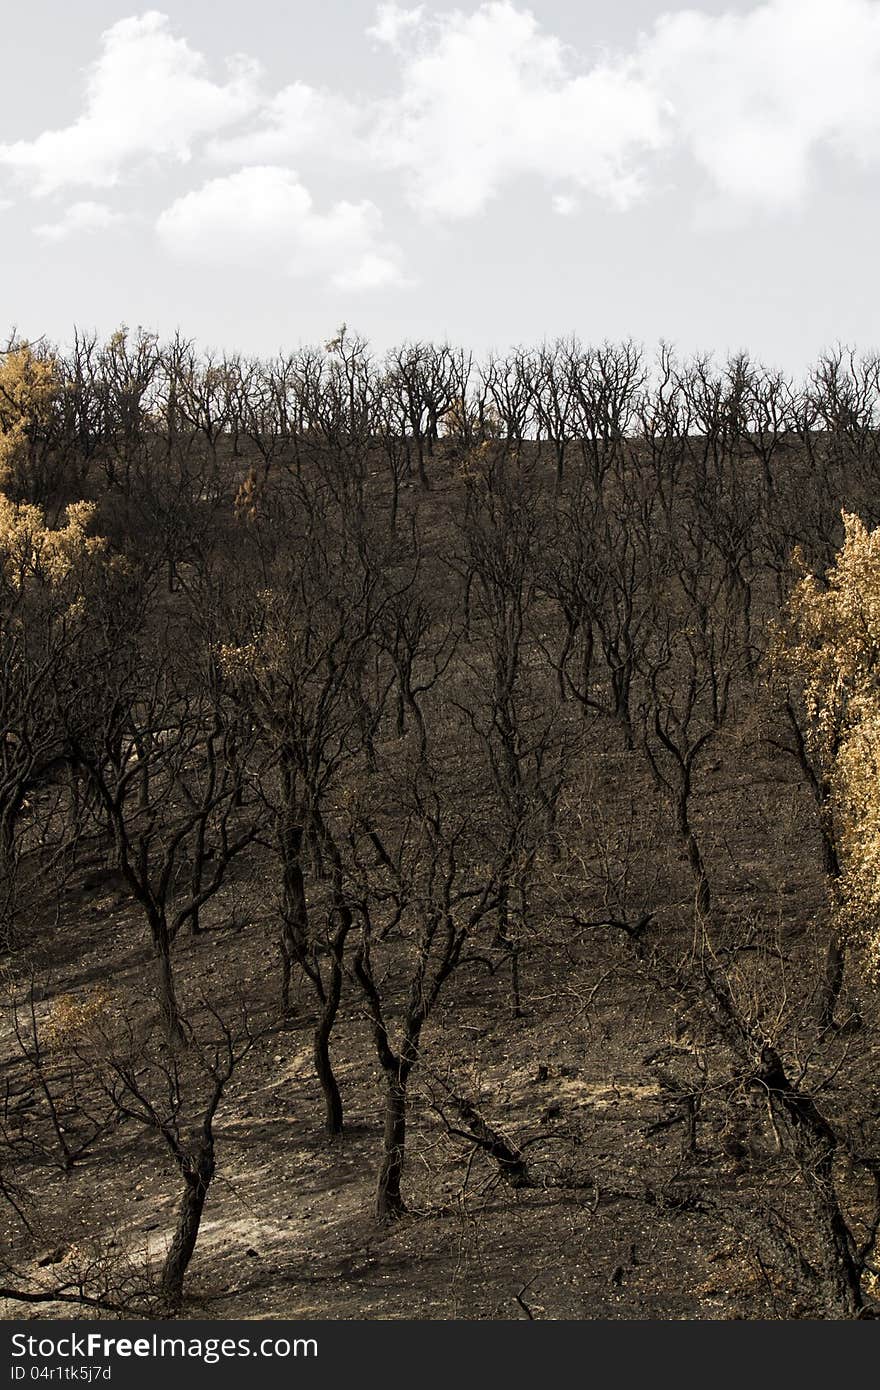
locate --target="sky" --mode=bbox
[1,0,879,371]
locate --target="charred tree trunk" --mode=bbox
[818,931,846,1032]
[376,1071,409,1222]
[0,792,26,951]
[782,702,846,1028]
[313,1012,343,1138]
[450,1093,531,1187]
[816,781,847,1030]
[758,1045,863,1318]
[621,926,866,1316]
[676,794,711,916]
[278,815,308,1016]
[312,914,350,1139]
[310,831,353,1138]
[153,922,184,1042]
[160,1145,215,1311]
[189,814,207,935]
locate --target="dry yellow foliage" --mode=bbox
[43,988,114,1050]
[0,492,105,590]
[0,343,62,493]
[780,512,880,973]
[218,588,291,681]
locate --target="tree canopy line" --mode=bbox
[2,326,880,1317]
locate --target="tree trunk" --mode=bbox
[279,825,308,1016]
[0,847,16,954]
[814,786,846,1029]
[689,838,711,916]
[451,1093,531,1186]
[389,469,400,535]
[678,798,710,915]
[416,443,429,490]
[314,1004,343,1138]
[189,815,207,934]
[759,1046,862,1317]
[818,930,845,1031]
[154,930,183,1041]
[160,1147,215,1311]
[810,1172,863,1317]
[617,706,635,751]
[376,1075,408,1222]
[508,939,522,1018]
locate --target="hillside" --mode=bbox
[2,334,880,1321]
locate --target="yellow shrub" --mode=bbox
[779,513,880,973]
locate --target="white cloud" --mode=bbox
[34,200,126,242]
[552,194,579,217]
[367,1,667,218]
[6,0,879,262]
[368,4,424,49]
[0,11,261,195]
[332,252,410,291]
[365,0,880,220]
[156,165,408,290]
[206,82,361,165]
[636,0,880,209]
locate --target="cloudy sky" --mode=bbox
[2,0,879,368]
